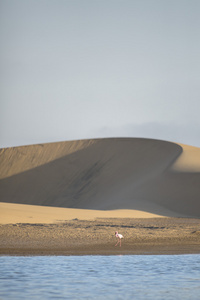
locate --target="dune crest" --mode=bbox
[171,143,200,172]
[0,138,200,218]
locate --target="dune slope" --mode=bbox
[0,138,200,217]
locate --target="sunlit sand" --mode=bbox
[0,202,166,224]
[0,138,200,255]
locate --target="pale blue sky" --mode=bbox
[1,0,200,148]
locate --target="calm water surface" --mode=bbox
[0,255,200,300]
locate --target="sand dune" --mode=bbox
[0,202,166,224]
[0,138,200,219]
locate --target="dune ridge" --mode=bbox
[172,143,200,172]
[0,138,200,218]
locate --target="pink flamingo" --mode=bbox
[115,231,124,247]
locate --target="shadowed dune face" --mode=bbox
[0,138,200,217]
[0,139,96,179]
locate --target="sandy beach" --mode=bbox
[0,202,200,256]
[1,211,200,256]
[0,138,200,255]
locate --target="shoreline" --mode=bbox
[1,217,200,256]
[1,245,200,256]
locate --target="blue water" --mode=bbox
[0,255,200,300]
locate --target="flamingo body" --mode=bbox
[115,232,123,239]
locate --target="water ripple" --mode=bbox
[0,255,200,299]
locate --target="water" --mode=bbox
[0,255,200,300]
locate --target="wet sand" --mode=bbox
[1,217,200,256]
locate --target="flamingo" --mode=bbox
[115,231,124,247]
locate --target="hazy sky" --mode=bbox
[1,0,200,148]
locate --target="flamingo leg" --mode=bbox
[115,239,119,247]
[115,238,120,246]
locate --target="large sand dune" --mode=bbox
[0,138,200,218]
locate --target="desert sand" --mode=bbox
[0,138,200,255]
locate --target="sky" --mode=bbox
[1,0,200,148]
